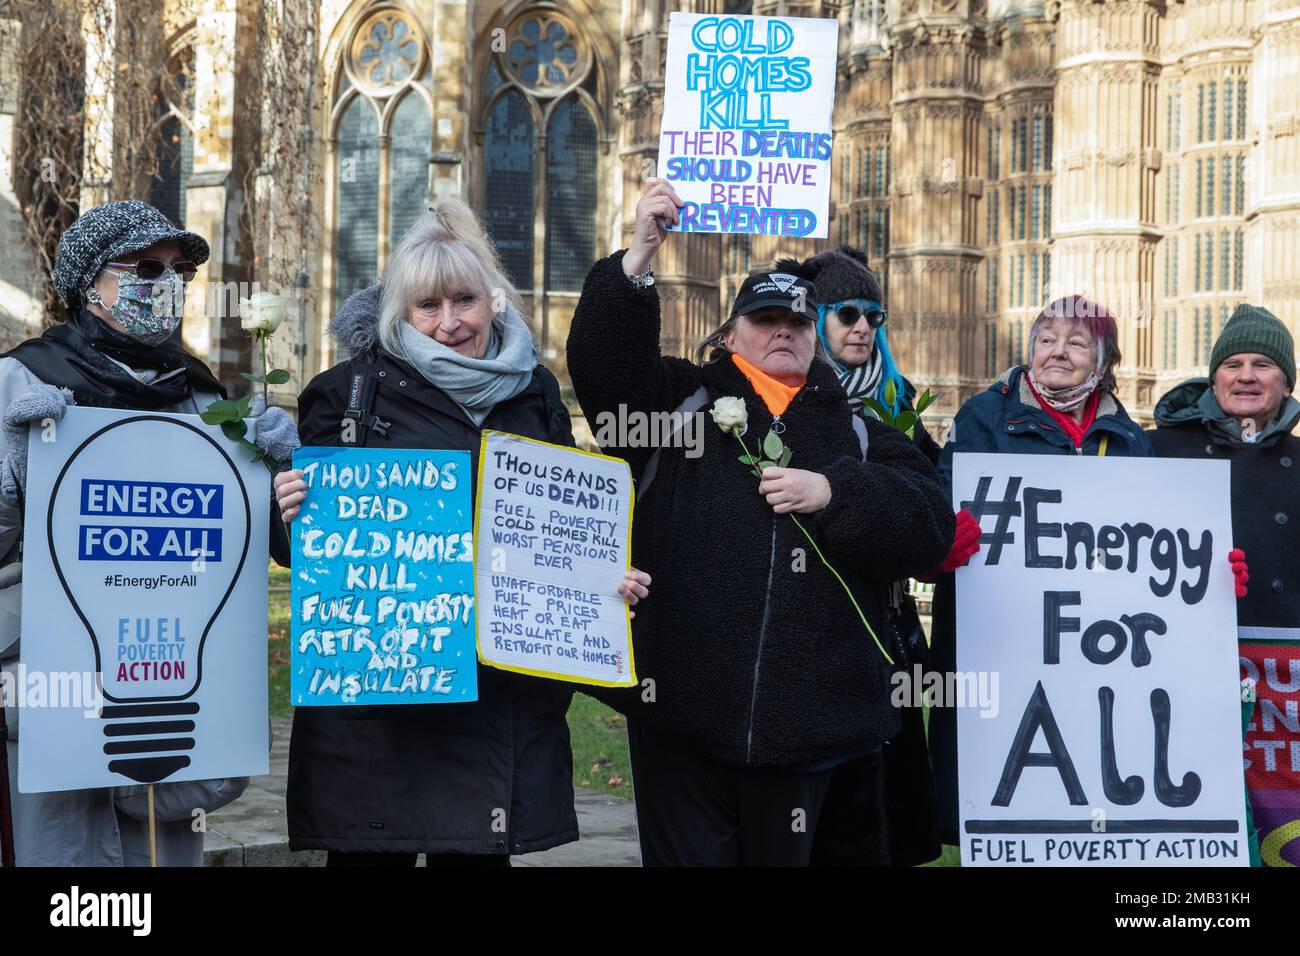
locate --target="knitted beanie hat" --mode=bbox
[801,245,883,305]
[1209,303,1296,391]
[52,200,210,308]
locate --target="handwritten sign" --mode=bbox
[658,11,838,238]
[290,447,476,706]
[19,406,269,792]
[952,453,1248,866]
[1239,634,1300,866]
[474,431,635,687]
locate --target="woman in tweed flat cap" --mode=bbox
[0,200,297,866]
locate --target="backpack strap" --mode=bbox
[637,385,710,501]
[852,414,870,460]
[533,365,567,441]
[341,353,392,447]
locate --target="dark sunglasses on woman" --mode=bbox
[835,302,887,329]
[104,258,199,282]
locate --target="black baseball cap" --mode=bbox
[732,270,819,322]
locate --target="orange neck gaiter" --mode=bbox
[731,352,801,416]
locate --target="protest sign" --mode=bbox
[1238,632,1300,866]
[290,447,476,706]
[18,406,269,792]
[952,453,1248,866]
[658,11,838,238]
[474,431,635,687]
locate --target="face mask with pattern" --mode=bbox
[85,267,184,346]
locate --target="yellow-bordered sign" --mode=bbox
[473,430,637,687]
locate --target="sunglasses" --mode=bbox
[105,258,198,282]
[834,303,887,329]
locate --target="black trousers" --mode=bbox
[627,721,835,866]
[326,851,512,868]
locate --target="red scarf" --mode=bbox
[1025,375,1101,448]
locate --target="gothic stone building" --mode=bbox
[1,0,1299,432]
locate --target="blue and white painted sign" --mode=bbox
[290,447,477,706]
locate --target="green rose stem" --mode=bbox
[258,332,270,407]
[733,430,895,667]
[253,330,289,554]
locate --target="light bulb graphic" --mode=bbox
[46,415,251,784]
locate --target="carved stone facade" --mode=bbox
[834,0,1300,424]
[0,0,1297,425]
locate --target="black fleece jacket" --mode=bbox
[565,251,954,769]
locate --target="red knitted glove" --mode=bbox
[940,508,983,573]
[1228,548,1249,598]
[917,509,983,581]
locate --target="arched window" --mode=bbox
[330,6,433,306]
[484,89,536,289]
[479,9,603,295]
[388,90,433,250]
[151,47,196,228]
[335,95,381,304]
[545,95,597,291]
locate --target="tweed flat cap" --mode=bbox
[52,200,210,308]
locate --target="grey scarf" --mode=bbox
[396,303,538,426]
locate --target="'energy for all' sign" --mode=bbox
[951,453,1249,867]
[20,407,269,793]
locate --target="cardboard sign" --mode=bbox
[1239,635,1300,866]
[658,11,838,237]
[290,447,476,706]
[474,431,635,687]
[18,406,269,792]
[952,453,1248,866]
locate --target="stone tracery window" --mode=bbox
[480,8,602,295]
[354,12,420,88]
[331,5,433,307]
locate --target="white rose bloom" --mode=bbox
[710,396,747,435]
[239,291,285,333]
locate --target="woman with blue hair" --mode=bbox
[803,246,940,464]
[790,245,945,867]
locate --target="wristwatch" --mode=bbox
[627,267,655,290]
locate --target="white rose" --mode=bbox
[710,396,747,435]
[239,291,285,334]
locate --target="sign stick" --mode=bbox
[147,784,157,868]
[0,707,13,867]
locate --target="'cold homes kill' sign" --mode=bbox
[658,12,838,238]
[952,453,1248,867]
[19,407,269,792]
[290,447,477,706]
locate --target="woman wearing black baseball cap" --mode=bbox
[0,200,297,866]
[565,179,954,865]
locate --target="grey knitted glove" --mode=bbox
[249,394,301,468]
[2,384,74,498]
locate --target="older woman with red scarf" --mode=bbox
[927,295,1154,849]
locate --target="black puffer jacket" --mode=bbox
[287,285,578,856]
[566,252,953,769]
